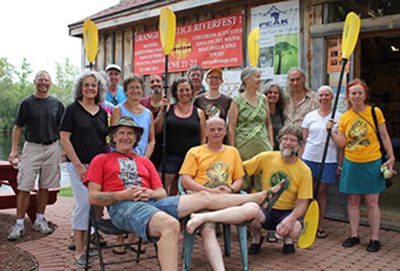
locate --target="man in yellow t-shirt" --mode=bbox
[244,125,313,255]
[180,117,259,271]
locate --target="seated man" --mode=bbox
[180,117,256,271]
[245,125,313,255]
[85,116,285,271]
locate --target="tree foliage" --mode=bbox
[0,58,79,134]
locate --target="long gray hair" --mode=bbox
[239,67,261,93]
[72,70,107,104]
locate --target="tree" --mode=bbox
[274,42,298,75]
[52,58,80,106]
[15,58,32,90]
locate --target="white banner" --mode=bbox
[251,0,300,87]
[203,70,241,98]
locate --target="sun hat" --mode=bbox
[107,116,143,135]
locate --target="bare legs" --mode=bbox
[201,227,225,271]
[186,203,260,234]
[317,182,329,232]
[147,212,180,271]
[347,193,380,240]
[163,173,179,196]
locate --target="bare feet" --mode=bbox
[186,213,204,234]
[261,179,287,211]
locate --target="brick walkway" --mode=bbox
[3,196,400,270]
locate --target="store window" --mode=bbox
[327,0,400,23]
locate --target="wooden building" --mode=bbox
[68,0,400,229]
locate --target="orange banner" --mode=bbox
[134,13,243,75]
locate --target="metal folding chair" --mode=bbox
[85,206,159,271]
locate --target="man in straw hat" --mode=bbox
[85,116,286,270]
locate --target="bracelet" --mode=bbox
[338,166,342,171]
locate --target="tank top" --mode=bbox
[166,105,201,157]
[119,103,152,156]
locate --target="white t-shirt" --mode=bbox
[301,109,342,163]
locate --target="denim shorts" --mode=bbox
[107,196,180,243]
[260,207,303,230]
[302,159,337,184]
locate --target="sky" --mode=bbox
[1,0,119,81]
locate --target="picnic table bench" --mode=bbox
[0,160,59,222]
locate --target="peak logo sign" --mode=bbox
[259,6,289,28]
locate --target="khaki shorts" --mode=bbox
[17,141,61,191]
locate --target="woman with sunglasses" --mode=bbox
[156,77,206,195]
[327,79,395,253]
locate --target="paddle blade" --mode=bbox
[298,200,319,249]
[248,27,260,67]
[159,8,176,56]
[341,12,360,60]
[83,19,99,64]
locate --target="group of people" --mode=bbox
[7,63,395,270]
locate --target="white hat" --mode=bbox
[105,64,122,73]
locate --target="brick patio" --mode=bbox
[2,196,400,270]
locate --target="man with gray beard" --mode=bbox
[140,73,165,169]
[243,125,313,255]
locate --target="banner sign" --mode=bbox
[134,13,243,75]
[251,0,300,86]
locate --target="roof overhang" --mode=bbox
[68,0,223,37]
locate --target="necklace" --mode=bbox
[176,103,191,114]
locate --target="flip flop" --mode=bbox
[316,230,328,239]
[262,179,288,212]
[266,231,278,243]
[130,244,146,254]
[112,246,127,255]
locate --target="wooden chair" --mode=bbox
[85,206,159,271]
[178,176,248,271]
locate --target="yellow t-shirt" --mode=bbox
[179,145,245,188]
[339,105,385,163]
[243,151,312,210]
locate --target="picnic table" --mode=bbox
[0,160,59,222]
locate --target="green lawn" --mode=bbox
[59,186,73,197]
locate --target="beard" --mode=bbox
[280,144,299,157]
[151,87,162,94]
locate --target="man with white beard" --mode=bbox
[243,125,313,255]
[140,73,165,169]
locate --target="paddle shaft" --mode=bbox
[161,54,169,184]
[314,59,348,199]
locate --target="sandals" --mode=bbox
[112,246,127,255]
[248,236,264,255]
[73,254,91,268]
[266,231,278,243]
[262,179,288,212]
[130,244,146,254]
[316,230,328,239]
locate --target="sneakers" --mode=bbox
[342,236,360,248]
[8,223,25,240]
[283,243,295,254]
[367,239,381,252]
[32,219,53,234]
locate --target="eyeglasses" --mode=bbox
[281,137,298,143]
[207,76,221,80]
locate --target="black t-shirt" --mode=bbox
[60,101,108,164]
[15,94,65,143]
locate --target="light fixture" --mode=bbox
[391,45,399,52]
